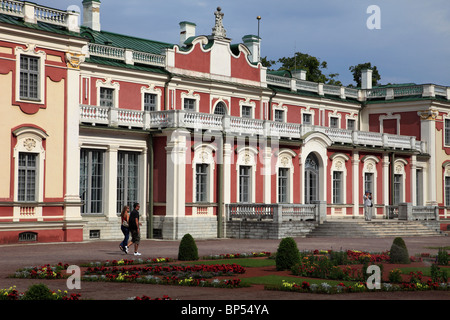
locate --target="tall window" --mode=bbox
[278,168,289,203]
[274,109,284,122]
[304,154,319,204]
[416,169,423,206]
[239,166,251,203]
[18,153,37,202]
[117,152,139,213]
[445,119,450,146]
[184,98,196,111]
[393,174,403,205]
[445,176,450,207]
[332,171,343,204]
[364,172,374,194]
[195,164,208,202]
[20,55,39,100]
[100,87,114,107]
[144,93,157,111]
[80,149,104,214]
[214,102,227,115]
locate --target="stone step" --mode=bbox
[306,220,444,238]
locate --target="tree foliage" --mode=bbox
[348,62,381,87]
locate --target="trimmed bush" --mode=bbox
[22,283,54,300]
[389,237,410,264]
[275,237,300,271]
[178,233,199,261]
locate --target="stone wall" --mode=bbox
[226,220,318,239]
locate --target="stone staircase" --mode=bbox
[306,220,446,238]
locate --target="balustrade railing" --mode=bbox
[226,203,317,222]
[79,106,426,153]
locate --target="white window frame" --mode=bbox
[330,153,349,204]
[236,146,258,203]
[276,149,296,204]
[15,44,46,104]
[444,116,450,147]
[239,98,256,119]
[13,127,47,204]
[192,143,216,214]
[379,113,401,134]
[362,155,379,204]
[181,90,200,112]
[444,164,450,207]
[393,159,407,205]
[329,113,341,128]
[141,84,162,112]
[272,104,287,122]
[96,78,120,108]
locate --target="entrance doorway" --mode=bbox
[304,153,319,204]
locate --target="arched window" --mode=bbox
[213,102,227,115]
[304,153,319,204]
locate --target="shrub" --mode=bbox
[389,237,410,264]
[437,247,449,266]
[389,268,402,283]
[178,234,199,261]
[275,237,300,271]
[22,284,54,300]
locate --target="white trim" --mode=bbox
[276,149,296,203]
[181,90,200,112]
[192,144,216,212]
[362,155,380,205]
[236,146,258,203]
[96,78,120,108]
[15,44,46,104]
[379,113,401,134]
[272,103,287,122]
[141,84,162,111]
[330,153,349,205]
[239,98,256,118]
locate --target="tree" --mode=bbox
[349,62,381,87]
[274,52,341,85]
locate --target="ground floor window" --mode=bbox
[18,153,37,202]
[239,166,251,203]
[445,176,450,207]
[117,151,139,213]
[278,168,289,203]
[393,174,403,205]
[80,149,104,214]
[332,171,343,204]
[195,163,208,202]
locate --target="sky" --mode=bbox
[32,0,450,87]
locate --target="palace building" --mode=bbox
[0,0,448,244]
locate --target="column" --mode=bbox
[165,129,189,239]
[382,154,390,213]
[419,110,438,206]
[64,65,82,221]
[263,143,272,204]
[352,151,360,218]
[105,144,119,220]
[410,155,417,206]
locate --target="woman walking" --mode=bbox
[119,205,130,253]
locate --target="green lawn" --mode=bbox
[241,275,357,287]
[185,258,276,268]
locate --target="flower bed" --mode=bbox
[0,285,81,300]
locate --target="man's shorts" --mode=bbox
[130,229,140,244]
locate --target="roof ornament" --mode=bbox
[212,7,227,38]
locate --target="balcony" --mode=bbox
[79,105,427,153]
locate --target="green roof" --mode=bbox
[85,56,169,74]
[81,27,174,55]
[0,13,81,37]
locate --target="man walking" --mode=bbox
[127,203,142,256]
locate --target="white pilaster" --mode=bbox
[382,154,390,207]
[105,145,119,220]
[352,151,360,217]
[410,155,417,206]
[263,145,272,204]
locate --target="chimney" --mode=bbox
[82,0,101,32]
[292,69,307,81]
[361,69,373,89]
[179,21,196,46]
[242,35,261,64]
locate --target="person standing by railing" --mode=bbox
[364,191,373,221]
